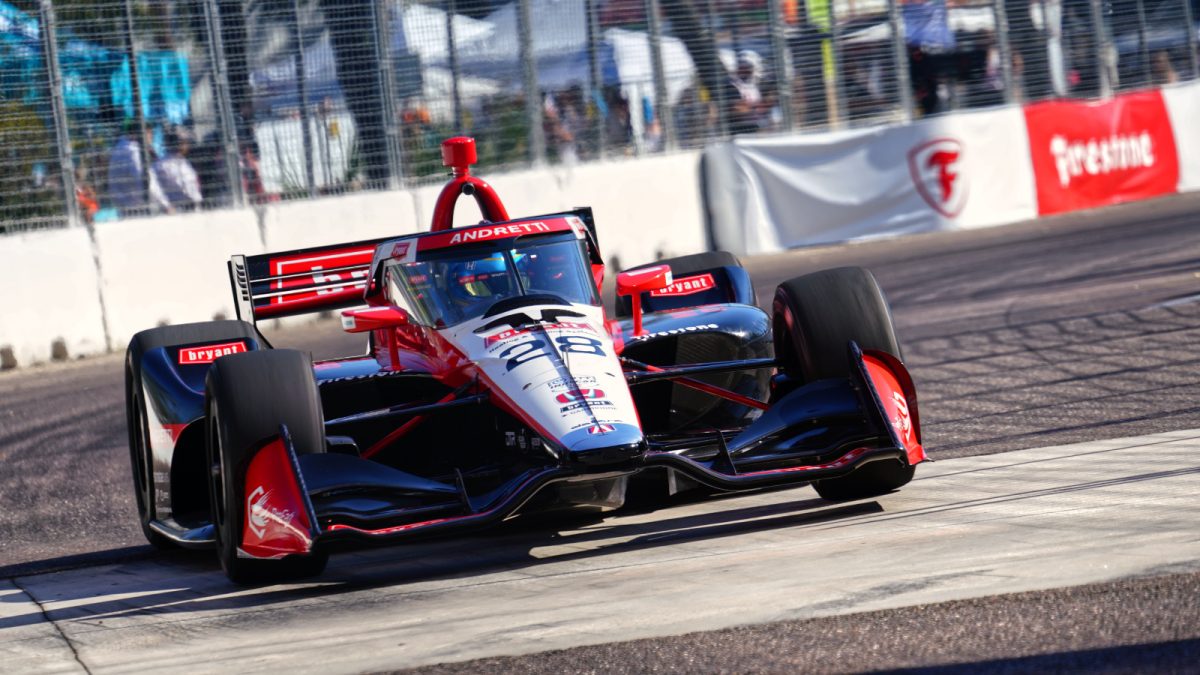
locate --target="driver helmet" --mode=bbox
[448,255,511,309]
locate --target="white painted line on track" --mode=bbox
[1151,293,1200,309]
[5,429,1200,673]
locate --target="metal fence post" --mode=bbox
[517,0,546,165]
[292,0,316,197]
[203,0,245,207]
[887,0,915,121]
[645,0,675,151]
[39,0,78,227]
[993,0,1018,104]
[1180,0,1200,79]
[123,0,153,207]
[586,0,607,158]
[1185,0,1200,80]
[1135,0,1150,85]
[446,0,465,133]
[707,0,729,139]
[373,0,403,187]
[1090,0,1113,97]
[767,0,793,133]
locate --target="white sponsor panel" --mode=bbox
[0,227,108,366]
[704,106,1037,255]
[1163,80,1200,193]
[444,303,642,452]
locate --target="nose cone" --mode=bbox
[560,422,646,466]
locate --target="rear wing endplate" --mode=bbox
[229,237,391,323]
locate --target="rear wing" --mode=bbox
[228,238,391,323]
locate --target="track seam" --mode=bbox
[11,575,92,675]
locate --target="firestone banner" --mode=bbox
[1024,92,1179,216]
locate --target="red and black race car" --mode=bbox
[125,137,925,584]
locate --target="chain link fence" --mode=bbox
[1,0,1197,234]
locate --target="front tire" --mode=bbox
[771,267,914,500]
[205,349,328,584]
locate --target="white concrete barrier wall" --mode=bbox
[0,227,107,367]
[95,210,263,349]
[260,190,421,252]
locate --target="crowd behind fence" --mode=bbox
[1,0,1197,234]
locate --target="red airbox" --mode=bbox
[441,136,477,169]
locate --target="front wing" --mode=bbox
[235,342,924,559]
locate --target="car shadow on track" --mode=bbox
[0,490,885,629]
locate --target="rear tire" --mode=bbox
[125,321,262,549]
[205,349,328,584]
[771,267,913,500]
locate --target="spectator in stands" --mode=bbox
[675,81,719,148]
[603,89,633,155]
[1152,50,1179,85]
[106,122,169,215]
[75,164,99,225]
[152,126,203,212]
[544,88,585,165]
[729,50,767,135]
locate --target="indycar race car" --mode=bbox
[125,137,926,583]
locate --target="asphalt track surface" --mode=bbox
[3,192,1200,671]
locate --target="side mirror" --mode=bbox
[341,306,411,333]
[616,264,672,336]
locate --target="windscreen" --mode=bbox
[385,238,598,327]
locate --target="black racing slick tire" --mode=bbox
[125,320,262,549]
[205,349,328,585]
[615,251,752,318]
[772,266,902,383]
[771,267,913,500]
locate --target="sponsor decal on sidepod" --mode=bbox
[631,323,720,342]
[649,273,716,297]
[178,341,247,364]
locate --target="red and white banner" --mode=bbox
[1024,91,1180,216]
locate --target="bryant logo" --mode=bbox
[178,341,247,364]
[908,138,968,218]
[649,273,715,297]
